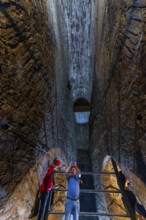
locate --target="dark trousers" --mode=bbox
[37,190,51,220]
[135,202,146,217]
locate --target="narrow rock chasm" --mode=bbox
[0,0,146,219]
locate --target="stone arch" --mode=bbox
[73,98,90,112]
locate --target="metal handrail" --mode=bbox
[0,120,49,154]
[111,158,137,220]
[49,211,130,218]
[55,171,115,175]
[53,188,121,193]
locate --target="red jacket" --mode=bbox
[40,165,54,192]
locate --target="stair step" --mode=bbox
[48,211,130,218]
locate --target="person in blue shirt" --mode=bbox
[65,161,81,220]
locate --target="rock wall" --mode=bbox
[0,0,146,219]
[0,1,74,219]
[47,0,78,161]
[90,0,146,206]
[0,0,56,206]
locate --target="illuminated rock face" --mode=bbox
[0,0,146,219]
[47,0,97,102]
[90,0,146,208]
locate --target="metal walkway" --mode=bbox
[49,164,136,220]
[0,120,141,219]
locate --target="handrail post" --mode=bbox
[111,158,137,220]
[44,190,52,220]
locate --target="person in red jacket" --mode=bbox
[37,158,61,220]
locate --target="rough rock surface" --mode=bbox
[0,0,146,219]
[90,0,146,208]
